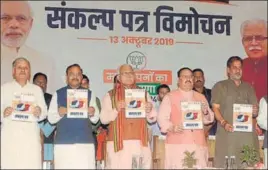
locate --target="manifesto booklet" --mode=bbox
[233,104,252,132]
[125,89,146,118]
[181,101,203,130]
[12,92,35,122]
[67,89,88,118]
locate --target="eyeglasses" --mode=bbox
[180,75,193,79]
[0,14,31,24]
[242,35,267,43]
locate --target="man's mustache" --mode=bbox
[71,78,79,81]
[249,46,262,51]
[185,80,192,83]
[5,30,23,36]
[196,80,202,83]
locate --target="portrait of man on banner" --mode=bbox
[240,19,267,102]
[1,1,55,93]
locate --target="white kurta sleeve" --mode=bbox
[48,92,62,124]
[100,93,118,125]
[88,91,100,124]
[257,97,267,130]
[35,87,47,122]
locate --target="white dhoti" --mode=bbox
[54,143,95,169]
[1,122,42,169]
[105,140,152,169]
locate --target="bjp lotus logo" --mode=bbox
[185,112,198,120]
[15,103,30,111]
[70,100,84,108]
[128,100,142,108]
[236,114,249,122]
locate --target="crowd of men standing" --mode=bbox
[1,55,267,169]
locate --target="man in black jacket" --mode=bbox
[33,72,55,168]
[33,72,52,108]
[193,68,217,136]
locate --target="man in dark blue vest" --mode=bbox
[48,64,99,169]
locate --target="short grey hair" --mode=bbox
[116,64,134,75]
[240,19,267,36]
[12,57,31,68]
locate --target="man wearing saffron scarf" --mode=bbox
[100,64,157,169]
[48,64,99,169]
[157,67,214,169]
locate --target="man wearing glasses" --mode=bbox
[240,19,267,138]
[100,64,157,169]
[241,19,267,102]
[47,64,99,169]
[1,1,55,93]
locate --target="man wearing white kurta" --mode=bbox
[1,57,47,169]
[48,64,99,169]
[1,1,55,93]
[257,96,267,169]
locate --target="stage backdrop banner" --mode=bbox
[2,1,267,99]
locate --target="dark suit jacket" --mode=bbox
[43,92,55,143]
[193,87,212,108]
[44,93,52,109]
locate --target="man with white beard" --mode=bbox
[1,1,55,93]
